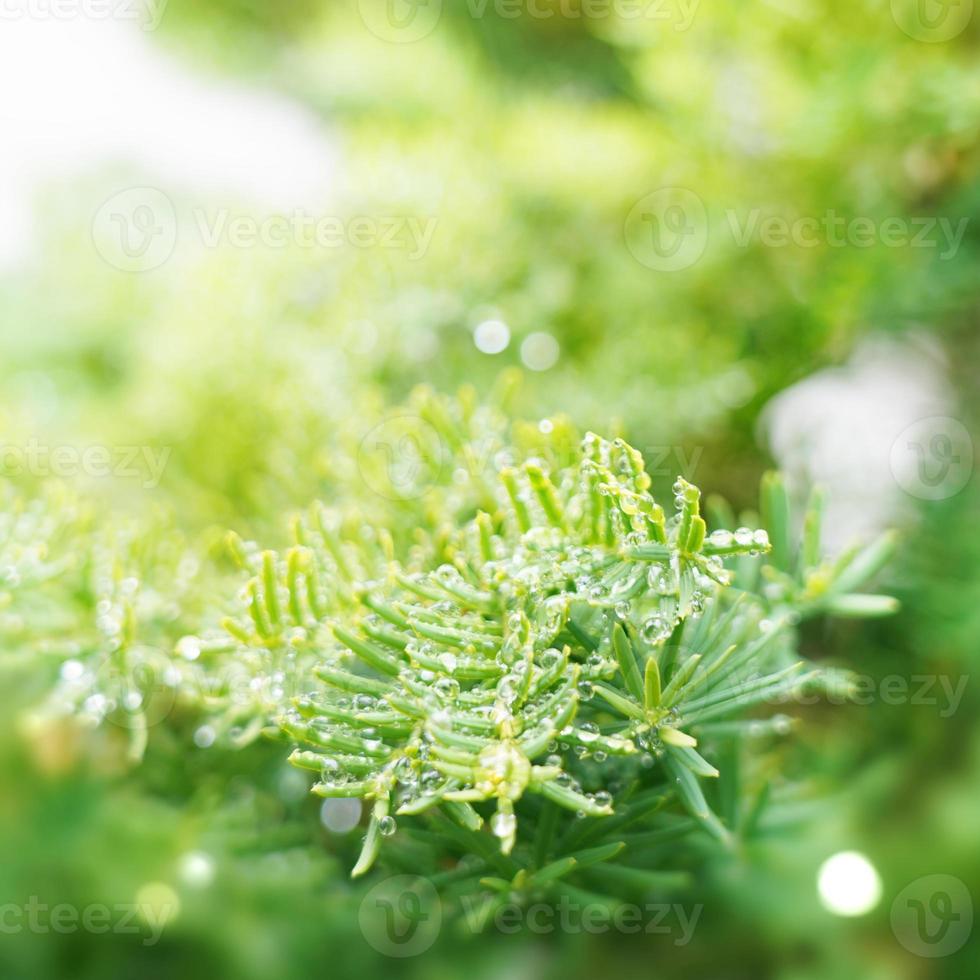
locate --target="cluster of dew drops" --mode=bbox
[202,434,776,842]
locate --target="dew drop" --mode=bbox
[490,810,516,839]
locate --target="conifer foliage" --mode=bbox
[196,395,896,895]
[19,390,895,906]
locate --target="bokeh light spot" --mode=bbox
[520,332,559,371]
[817,851,882,916]
[320,798,362,834]
[473,319,510,354]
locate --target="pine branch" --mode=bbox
[8,390,897,907]
[192,410,894,893]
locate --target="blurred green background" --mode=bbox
[0,1,978,977]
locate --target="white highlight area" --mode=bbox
[473,319,511,355]
[817,851,883,917]
[0,18,338,269]
[763,335,954,549]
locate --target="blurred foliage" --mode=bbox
[0,1,979,979]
